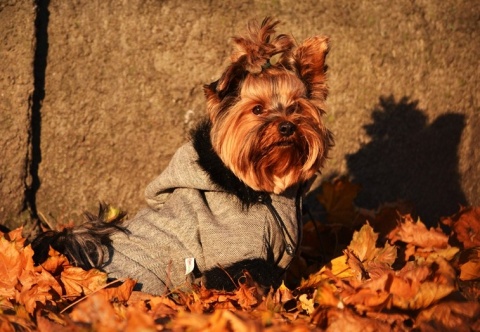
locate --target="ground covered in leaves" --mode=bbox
[1,179,479,331]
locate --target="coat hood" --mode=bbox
[145,142,219,209]
[146,120,266,210]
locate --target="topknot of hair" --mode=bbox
[231,17,295,74]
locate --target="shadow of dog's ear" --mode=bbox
[280,36,330,103]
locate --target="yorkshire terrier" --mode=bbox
[30,17,333,294]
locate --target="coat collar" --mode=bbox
[191,119,263,208]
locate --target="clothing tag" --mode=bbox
[185,257,195,275]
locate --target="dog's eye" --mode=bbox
[286,102,299,115]
[252,105,263,115]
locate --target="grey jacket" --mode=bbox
[104,140,302,294]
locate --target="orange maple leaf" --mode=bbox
[60,266,108,297]
[98,278,136,303]
[346,223,397,279]
[16,246,63,314]
[0,237,22,295]
[38,247,70,275]
[390,258,456,310]
[387,215,448,251]
[235,272,260,310]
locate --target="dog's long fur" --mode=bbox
[29,17,333,292]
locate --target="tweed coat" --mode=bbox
[103,123,303,294]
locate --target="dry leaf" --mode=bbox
[387,215,448,250]
[98,278,136,302]
[236,283,259,310]
[390,259,456,310]
[38,247,70,274]
[123,305,156,332]
[60,266,108,297]
[314,282,342,308]
[298,294,315,315]
[317,178,361,226]
[69,292,122,331]
[319,255,355,279]
[147,294,179,319]
[17,267,62,314]
[415,300,480,331]
[0,313,37,332]
[0,237,22,293]
[344,249,367,280]
[456,247,480,281]
[35,313,71,332]
[358,201,414,238]
[312,306,393,332]
[274,281,294,304]
[348,223,378,262]
[343,287,391,311]
[442,206,480,249]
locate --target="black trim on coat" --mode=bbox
[191,119,264,208]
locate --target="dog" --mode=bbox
[30,17,333,294]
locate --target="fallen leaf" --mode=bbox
[0,313,37,332]
[442,206,480,249]
[36,309,69,329]
[60,266,108,297]
[456,247,480,281]
[344,249,367,280]
[317,178,361,227]
[69,292,122,331]
[123,305,157,332]
[5,227,26,248]
[0,237,22,294]
[38,247,70,275]
[314,282,343,308]
[424,246,460,262]
[147,294,179,319]
[235,282,259,310]
[348,223,378,262]
[298,293,315,315]
[387,215,448,250]
[17,267,62,314]
[312,306,393,332]
[358,201,415,239]
[320,254,355,279]
[415,300,480,331]
[391,258,456,310]
[274,281,294,304]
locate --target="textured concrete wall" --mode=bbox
[1,0,479,228]
[0,1,35,229]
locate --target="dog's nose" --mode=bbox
[278,121,296,136]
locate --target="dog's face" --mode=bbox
[204,18,333,194]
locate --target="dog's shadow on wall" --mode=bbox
[345,95,467,226]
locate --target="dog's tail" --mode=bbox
[30,202,129,270]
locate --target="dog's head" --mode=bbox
[204,17,333,194]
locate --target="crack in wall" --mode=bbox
[25,0,49,219]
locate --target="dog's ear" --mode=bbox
[204,60,247,122]
[281,36,330,103]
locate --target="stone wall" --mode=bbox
[1,0,479,228]
[0,0,35,229]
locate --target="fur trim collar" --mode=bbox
[191,119,263,207]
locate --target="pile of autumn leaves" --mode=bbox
[1,179,479,331]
